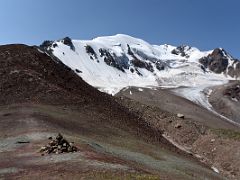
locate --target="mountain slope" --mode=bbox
[0,44,224,179]
[0,44,166,140]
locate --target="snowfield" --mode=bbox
[46,34,237,117]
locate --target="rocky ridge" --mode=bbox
[199,48,240,78]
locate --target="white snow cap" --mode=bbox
[50,34,235,95]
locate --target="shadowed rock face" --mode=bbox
[199,48,240,77]
[171,45,191,58]
[210,49,229,70]
[199,48,229,73]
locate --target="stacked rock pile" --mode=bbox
[40,133,77,155]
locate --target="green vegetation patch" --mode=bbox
[211,129,240,140]
[86,171,160,180]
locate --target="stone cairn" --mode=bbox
[40,133,77,155]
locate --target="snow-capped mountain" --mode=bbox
[39,34,239,95]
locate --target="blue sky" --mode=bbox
[0,0,239,57]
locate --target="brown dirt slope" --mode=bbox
[117,87,240,179]
[0,44,223,179]
[117,87,238,130]
[0,44,165,142]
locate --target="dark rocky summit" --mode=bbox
[199,48,240,77]
[199,48,229,73]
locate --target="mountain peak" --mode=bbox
[199,47,240,77]
[38,34,239,95]
[91,34,151,48]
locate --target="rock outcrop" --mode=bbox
[199,48,240,78]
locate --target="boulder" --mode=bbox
[174,123,182,129]
[177,113,185,119]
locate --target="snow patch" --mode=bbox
[211,166,220,173]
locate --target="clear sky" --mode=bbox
[0,0,239,57]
